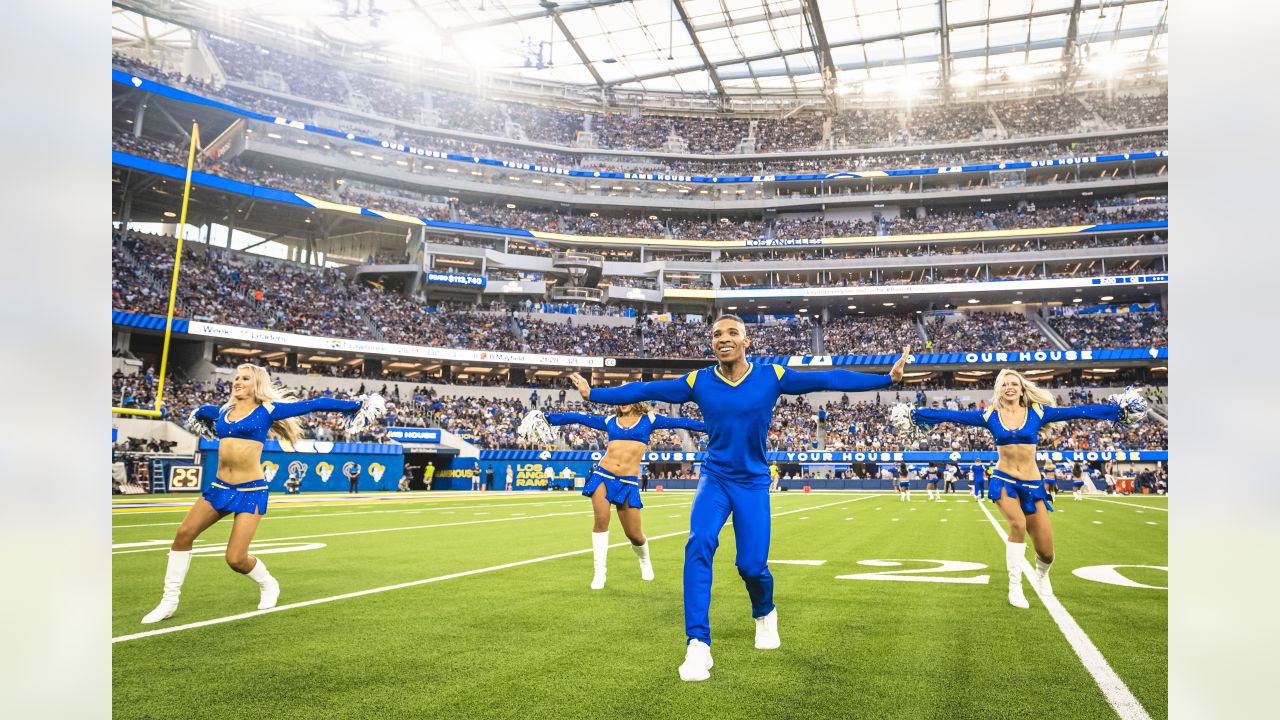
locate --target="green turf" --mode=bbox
[112,491,1168,719]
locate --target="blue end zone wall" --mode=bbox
[197,439,404,492]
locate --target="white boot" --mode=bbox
[632,541,654,581]
[906,490,911,502]
[754,608,780,650]
[678,640,713,682]
[590,531,609,590]
[1034,556,1055,596]
[1006,541,1030,609]
[141,549,192,624]
[247,557,280,610]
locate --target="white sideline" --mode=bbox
[976,500,1152,720]
[112,496,868,643]
[112,500,587,529]
[111,502,694,554]
[1084,497,1169,512]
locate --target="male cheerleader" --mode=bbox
[570,315,907,681]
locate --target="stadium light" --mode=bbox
[1089,51,1128,77]
[1101,295,1114,301]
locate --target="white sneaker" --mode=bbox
[141,601,178,625]
[258,575,281,610]
[590,571,606,590]
[678,640,713,682]
[639,557,654,581]
[754,608,780,650]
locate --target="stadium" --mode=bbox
[109,1,1169,718]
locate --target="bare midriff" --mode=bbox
[597,439,648,477]
[995,444,1040,480]
[216,438,269,484]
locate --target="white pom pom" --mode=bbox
[345,394,387,434]
[889,403,916,432]
[184,411,217,441]
[1108,386,1148,426]
[518,410,557,446]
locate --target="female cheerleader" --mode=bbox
[1071,461,1086,501]
[141,364,384,624]
[924,463,941,501]
[898,370,1144,608]
[1043,461,1059,501]
[521,403,706,589]
[896,461,911,501]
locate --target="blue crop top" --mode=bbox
[911,402,1121,446]
[194,397,362,444]
[544,412,706,444]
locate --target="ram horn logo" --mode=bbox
[261,461,279,482]
[538,450,552,460]
[368,463,385,481]
[288,460,309,478]
[316,462,334,482]
[949,451,961,462]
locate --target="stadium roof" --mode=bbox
[116,0,1168,99]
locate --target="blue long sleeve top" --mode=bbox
[545,411,706,443]
[195,397,362,443]
[911,402,1121,446]
[588,363,892,486]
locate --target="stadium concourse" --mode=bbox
[111,2,1169,718]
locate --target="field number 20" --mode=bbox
[835,559,1168,590]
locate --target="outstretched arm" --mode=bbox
[266,397,362,421]
[652,415,708,434]
[568,372,693,406]
[775,346,910,395]
[911,408,987,427]
[194,404,221,422]
[777,366,893,394]
[1040,404,1123,423]
[544,412,609,431]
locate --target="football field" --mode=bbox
[112,490,1168,720]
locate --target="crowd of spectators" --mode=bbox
[823,315,922,355]
[925,312,1054,352]
[1092,93,1168,128]
[113,229,380,338]
[114,361,1168,452]
[118,44,1166,159]
[996,95,1089,136]
[1048,308,1168,349]
[114,226,1165,361]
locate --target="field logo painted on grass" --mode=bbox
[836,559,990,584]
[1072,565,1168,590]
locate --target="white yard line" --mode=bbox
[113,496,866,642]
[110,494,585,516]
[976,500,1152,720]
[112,500,585,529]
[111,502,695,554]
[1084,497,1169,512]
